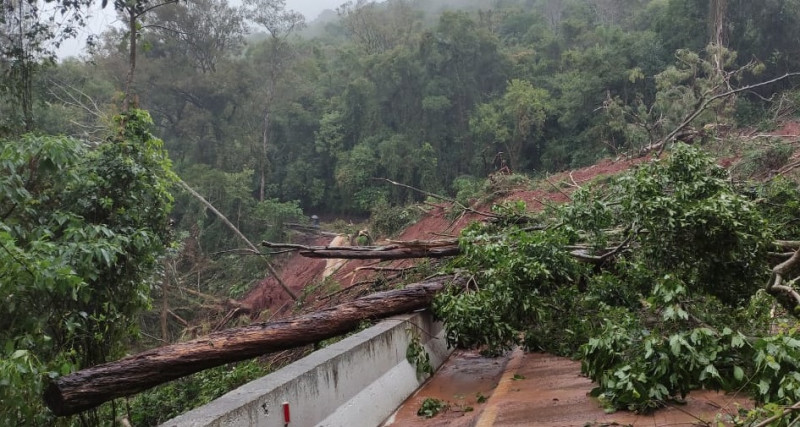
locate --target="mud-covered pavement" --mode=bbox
[387,348,751,426]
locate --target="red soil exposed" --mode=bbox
[239,155,645,317]
[501,156,647,209]
[242,120,800,320]
[775,120,800,137]
[236,151,759,425]
[239,234,330,317]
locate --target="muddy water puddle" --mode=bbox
[382,349,509,426]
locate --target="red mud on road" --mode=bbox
[383,350,506,427]
[387,349,751,427]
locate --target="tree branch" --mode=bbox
[644,72,800,155]
[178,179,297,300]
[374,177,499,218]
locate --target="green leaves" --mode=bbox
[417,397,448,419]
[470,79,552,171]
[0,110,175,424]
[435,223,584,354]
[435,142,800,414]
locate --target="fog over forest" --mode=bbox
[4,0,800,425]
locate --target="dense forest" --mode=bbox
[3,0,800,425]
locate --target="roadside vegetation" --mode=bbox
[3,0,800,425]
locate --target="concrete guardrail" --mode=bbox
[161,310,452,427]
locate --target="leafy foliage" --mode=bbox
[406,329,433,378]
[417,397,448,419]
[123,359,271,426]
[368,200,420,239]
[0,110,174,424]
[435,224,584,354]
[435,144,798,413]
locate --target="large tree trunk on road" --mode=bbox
[44,276,462,416]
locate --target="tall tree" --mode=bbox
[336,0,420,55]
[111,0,180,111]
[0,0,89,133]
[242,0,304,201]
[471,79,552,171]
[150,0,246,74]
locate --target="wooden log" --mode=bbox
[261,240,462,259]
[43,276,462,417]
[297,246,461,259]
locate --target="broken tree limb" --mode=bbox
[44,275,465,416]
[177,179,297,301]
[299,246,460,260]
[374,177,499,219]
[261,240,461,260]
[766,249,800,313]
[263,236,641,262]
[261,241,403,252]
[569,233,635,264]
[645,72,800,156]
[385,238,459,248]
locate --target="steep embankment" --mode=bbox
[238,155,649,319]
[240,119,800,321]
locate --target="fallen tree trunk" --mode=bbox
[262,238,630,263]
[44,275,463,416]
[298,246,460,259]
[261,240,461,259]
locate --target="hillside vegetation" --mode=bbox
[3,0,800,425]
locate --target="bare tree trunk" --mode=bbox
[178,179,297,300]
[44,276,463,416]
[259,108,270,201]
[160,268,169,343]
[123,8,137,112]
[709,0,729,90]
[13,2,33,131]
[262,241,461,260]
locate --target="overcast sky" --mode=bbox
[57,0,345,58]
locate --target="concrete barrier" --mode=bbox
[161,310,452,427]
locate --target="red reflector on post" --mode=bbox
[282,402,290,423]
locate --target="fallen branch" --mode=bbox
[178,180,297,301]
[753,400,800,427]
[262,240,461,260]
[385,238,459,248]
[644,72,800,155]
[544,175,573,201]
[569,232,635,264]
[354,266,417,273]
[261,241,401,252]
[775,160,800,178]
[167,310,189,327]
[766,249,800,313]
[299,246,461,260]
[775,241,800,250]
[374,177,499,219]
[44,275,465,416]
